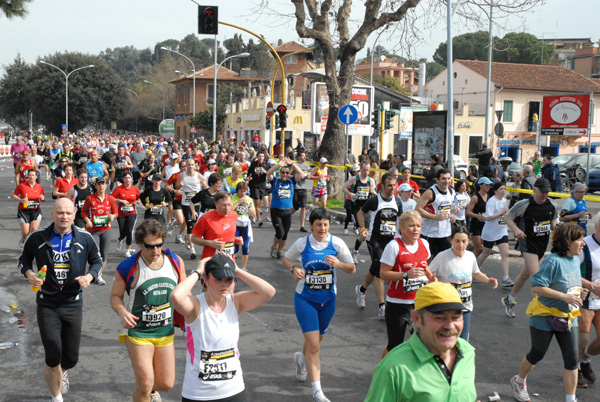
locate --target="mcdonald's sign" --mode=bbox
[293,116,303,124]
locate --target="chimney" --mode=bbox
[418,62,426,98]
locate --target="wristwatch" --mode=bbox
[402,271,409,280]
[192,270,202,279]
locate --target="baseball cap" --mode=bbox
[351,164,360,172]
[207,159,216,165]
[205,253,237,280]
[109,144,117,149]
[534,178,551,193]
[398,183,413,192]
[477,177,493,185]
[95,177,107,184]
[414,282,464,313]
[170,153,178,159]
[152,174,163,181]
[268,159,275,164]
[319,157,328,164]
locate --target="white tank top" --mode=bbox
[182,293,244,400]
[165,164,180,180]
[421,184,454,238]
[181,171,202,206]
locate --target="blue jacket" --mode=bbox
[18,224,103,307]
[541,162,563,192]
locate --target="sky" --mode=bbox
[0,0,598,74]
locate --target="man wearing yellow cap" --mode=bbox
[364,282,477,402]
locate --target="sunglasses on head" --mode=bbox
[142,241,164,250]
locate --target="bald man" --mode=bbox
[18,198,103,402]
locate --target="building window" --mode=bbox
[503,100,513,122]
[286,54,297,64]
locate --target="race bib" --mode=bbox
[265,182,272,190]
[579,214,588,225]
[533,220,551,235]
[453,281,472,303]
[184,191,197,203]
[236,204,249,216]
[278,187,291,199]
[589,280,600,302]
[305,268,333,290]
[54,265,70,287]
[93,215,109,228]
[318,178,327,188]
[223,168,232,177]
[199,348,237,381]
[357,187,369,200]
[222,242,235,256]
[141,302,172,328]
[115,162,125,169]
[403,276,428,293]
[27,200,40,209]
[77,200,85,209]
[458,199,468,209]
[150,206,163,215]
[254,167,264,175]
[498,215,506,225]
[438,203,451,213]
[379,220,397,236]
[121,204,135,213]
[567,286,583,312]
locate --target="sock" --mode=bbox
[503,276,510,281]
[297,352,306,365]
[379,303,386,308]
[515,375,526,384]
[565,395,576,402]
[311,381,322,394]
[51,394,63,402]
[508,295,517,303]
[581,350,592,364]
[359,285,367,293]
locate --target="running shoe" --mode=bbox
[355,285,366,309]
[115,238,123,252]
[577,369,588,388]
[186,240,191,250]
[270,247,277,259]
[300,227,308,233]
[166,222,174,236]
[258,220,264,227]
[276,251,283,260]
[352,250,359,264]
[502,296,516,318]
[510,375,529,402]
[344,229,348,235]
[501,278,515,288]
[150,391,161,402]
[191,249,197,260]
[293,352,307,382]
[266,216,272,222]
[581,361,596,383]
[18,237,26,248]
[61,371,69,394]
[123,249,133,259]
[354,228,360,236]
[175,234,185,244]
[96,275,106,286]
[313,390,331,402]
[378,304,386,318]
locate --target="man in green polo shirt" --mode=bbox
[364,282,477,402]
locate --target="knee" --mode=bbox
[135,377,155,395]
[154,377,174,391]
[305,341,321,356]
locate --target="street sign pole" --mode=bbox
[345,124,349,181]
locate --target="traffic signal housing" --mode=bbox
[384,109,399,130]
[198,6,219,35]
[207,114,213,129]
[265,115,271,130]
[371,108,380,131]
[279,112,287,129]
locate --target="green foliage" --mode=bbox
[367,75,410,96]
[0,54,31,130]
[0,0,32,19]
[100,45,154,84]
[433,31,495,66]
[425,62,444,82]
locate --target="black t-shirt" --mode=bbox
[140,187,172,218]
[191,189,217,213]
[360,195,403,244]
[247,160,270,187]
[73,151,90,168]
[139,160,161,188]
[101,151,116,166]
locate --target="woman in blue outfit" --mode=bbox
[282,207,356,402]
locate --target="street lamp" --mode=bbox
[39,60,94,133]
[160,47,196,117]
[126,89,139,133]
[213,52,250,141]
[144,79,165,121]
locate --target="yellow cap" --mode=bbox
[414,282,464,313]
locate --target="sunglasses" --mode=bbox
[142,241,164,250]
[280,171,290,175]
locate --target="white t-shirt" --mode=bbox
[481,196,508,242]
[400,198,417,212]
[285,234,354,264]
[429,248,480,311]
[453,192,470,221]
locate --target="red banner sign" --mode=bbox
[541,94,591,136]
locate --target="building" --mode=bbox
[425,60,600,164]
[354,58,418,94]
[540,37,594,69]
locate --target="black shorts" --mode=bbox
[469,220,484,236]
[17,208,42,224]
[293,188,308,210]
[483,235,509,249]
[250,186,268,200]
[367,240,388,278]
[173,199,182,210]
[516,237,548,259]
[421,235,451,257]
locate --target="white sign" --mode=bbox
[244,115,261,122]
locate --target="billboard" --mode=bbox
[541,94,591,136]
[399,106,428,139]
[311,82,374,136]
[411,111,447,176]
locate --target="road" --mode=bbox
[0,155,597,402]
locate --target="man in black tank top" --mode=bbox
[501,178,558,318]
[67,169,93,228]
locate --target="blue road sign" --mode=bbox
[62,124,68,130]
[338,104,358,125]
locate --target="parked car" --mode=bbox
[586,161,600,193]
[553,153,600,191]
[495,161,523,182]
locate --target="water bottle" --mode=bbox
[32,265,47,292]
[0,342,18,350]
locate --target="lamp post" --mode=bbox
[144,80,165,121]
[126,89,139,133]
[213,52,250,141]
[160,47,196,117]
[39,60,94,133]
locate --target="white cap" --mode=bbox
[319,157,328,163]
[170,152,178,159]
[268,159,275,164]
[398,183,413,192]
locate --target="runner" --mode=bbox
[170,252,275,402]
[293,150,312,232]
[453,179,470,227]
[81,177,118,285]
[140,174,173,226]
[266,156,303,259]
[502,178,559,318]
[67,169,93,229]
[12,169,45,247]
[165,161,186,239]
[110,219,186,402]
[232,181,255,271]
[52,164,77,199]
[400,167,420,199]
[112,144,134,188]
[282,207,355,402]
[355,173,403,317]
[177,159,207,259]
[429,225,498,341]
[85,150,109,185]
[223,165,244,194]
[15,148,39,184]
[342,164,362,236]
[11,135,30,170]
[112,172,141,259]
[398,183,417,211]
[217,153,236,182]
[139,152,161,190]
[560,183,590,234]
[310,157,329,208]
[247,151,270,227]
[466,177,492,257]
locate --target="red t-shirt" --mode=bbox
[112,184,140,216]
[81,193,118,232]
[167,172,182,201]
[18,159,36,183]
[13,182,45,210]
[192,210,238,260]
[54,177,77,197]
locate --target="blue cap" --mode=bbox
[477,177,493,185]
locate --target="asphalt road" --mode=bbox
[0,156,598,402]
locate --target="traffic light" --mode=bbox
[265,115,271,130]
[198,6,219,35]
[277,105,287,129]
[207,114,213,129]
[371,108,380,130]
[275,114,280,129]
[386,109,399,130]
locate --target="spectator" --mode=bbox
[475,143,493,174]
[541,154,563,193]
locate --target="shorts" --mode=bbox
[294,292,336,335]
[516,237,548,260]
[312,186,327,198]
[483,235,509,249]
[420,235,451,257]
[293,188,308,210]
[173,199,182,210]
[37,304,83,370]
[17,208,42,224]
[250,186,268,200]
[469,219,484,236]
[367,240,388,278]
[127,334,174,347]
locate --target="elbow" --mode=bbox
[266,285,276,300]
[348,265,357,274]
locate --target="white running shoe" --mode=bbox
[123,249,133,259]
[96,275,106,286]
[378,304,386,318]
[18,237,26,248]
[175,234,185,244]
[150,390,161,402]
[191,248,197,260]
[115,238,123,252]
[355,285,366,309]
[343,228,348,235]
[352,250,359,264]
[61,371,69,394]
[510,375,529,402]
[313,390,331,402]
[293,352,307,382]
[166,222,174,236]
[354,228,360,236]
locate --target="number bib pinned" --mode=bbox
[305,268,333,290]
[199,348,238,381]
[141,302,172,328]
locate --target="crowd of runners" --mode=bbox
[10,131,600,402]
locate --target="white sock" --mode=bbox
[51,394,63,402]
[311,381,321,393]
[297,352,306,365]
[565,395,576,402]
[503,276,510,281]
[515,375,526,384]
[508,295,517,303]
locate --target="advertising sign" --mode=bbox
[541,94,591,136]
[399,106,428,139]
[311,83,374,136]
[411,111,448,176]
[159,119,175,135]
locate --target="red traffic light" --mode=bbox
[276,105,287,114]
[205,8,214,17]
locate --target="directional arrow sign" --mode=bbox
[338,104,358,125]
